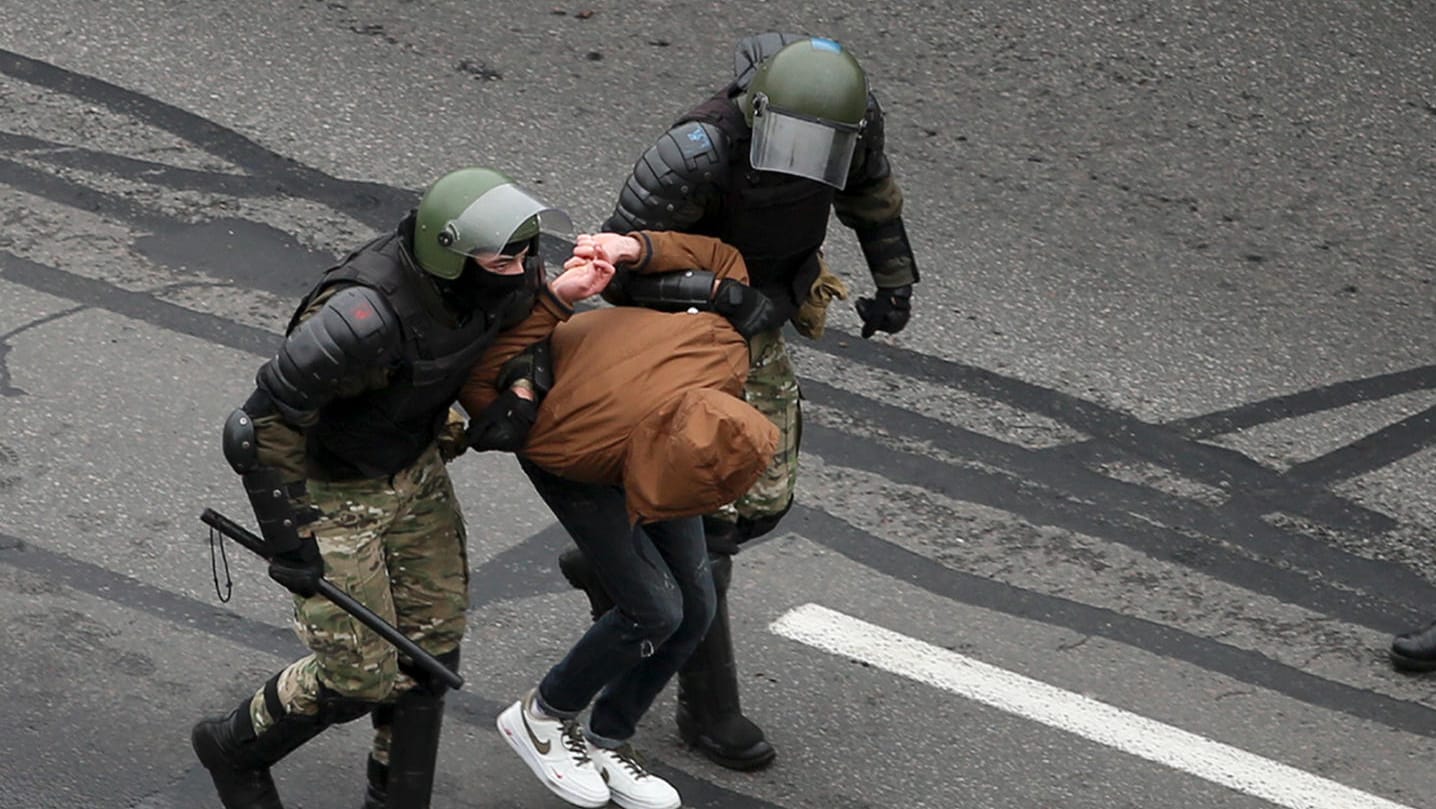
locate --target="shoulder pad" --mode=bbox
[863,92,886,145]
[658,121,730,176]
[733,32,807,87]
[608,122,730,232]
[845,92,892,187]
[257,285,401,420]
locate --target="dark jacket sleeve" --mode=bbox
[459,286,573,418]
[834,93,920,288]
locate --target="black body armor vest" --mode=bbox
[288,220,508,480]
[677,86,834,318]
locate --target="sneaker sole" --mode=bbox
[607,785,682,809]
[496,704,610,809]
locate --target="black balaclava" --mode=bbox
[437,238,543,328]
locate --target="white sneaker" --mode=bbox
[588,741,681,809]
[496,690,610,808]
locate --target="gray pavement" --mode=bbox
[2,2,1435,807]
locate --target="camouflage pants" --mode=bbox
[247,444,469,764]
[711,329,800,533]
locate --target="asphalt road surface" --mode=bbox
[2,2,1436,808]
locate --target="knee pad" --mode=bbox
[315,685,380,725]
[420,648,461,695]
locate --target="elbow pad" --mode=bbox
[623,269,720,313]
[625,272,782,338]
[256,285,400,422]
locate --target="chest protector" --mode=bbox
[289,227,505,480]
[677,85,833,315]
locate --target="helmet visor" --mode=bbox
[749,104,861,189]
[442,182,573,258]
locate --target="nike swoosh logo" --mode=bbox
[520,704,552,755]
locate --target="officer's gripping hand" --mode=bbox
[466,389,538,453]
[268,535,324,598]
[436,407,469,462]
[711,279,784,339]
[855,284,913,339]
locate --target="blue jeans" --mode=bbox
[521,459,717,743]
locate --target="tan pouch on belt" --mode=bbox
[792,254,850,339]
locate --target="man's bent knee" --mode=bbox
[619,593,684,653]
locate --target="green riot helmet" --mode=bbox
[740,38,869,189]
[413,167,573,280]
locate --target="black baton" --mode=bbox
[200,508,464,692]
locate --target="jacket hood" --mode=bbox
[623,388,779,524]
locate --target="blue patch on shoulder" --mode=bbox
[810,38,842,52]
[679,124,713,156]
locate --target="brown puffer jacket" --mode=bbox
[460,231,779,524]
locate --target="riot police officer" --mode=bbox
[558,33,922,770]
[190,167,610,809]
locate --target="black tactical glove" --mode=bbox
[268,535,324,598]
[711,278,784,339]
[855,284,913,339]
[467,389,538,453]
[497,340,554,398]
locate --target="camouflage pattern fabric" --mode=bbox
[711,329,800,527]
[247,444,469,765]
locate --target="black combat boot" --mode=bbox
[191,696,327,809]
[676,552,776,771]
[362,701,393,809]
[361,754,388,809]
[361,648,459,809]
[558,545,615,621]
[1391,619,1436,672]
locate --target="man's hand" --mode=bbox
[711,279,784,338]
[855,284,913,339]
[466,389,538,453]
[572,232,642,266]
[549,248,616,306]
[268,536,324,598]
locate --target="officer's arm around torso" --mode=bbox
[457,286,573,418]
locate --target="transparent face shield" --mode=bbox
[438,182,574,259]
[749,95,864,189]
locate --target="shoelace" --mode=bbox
[561,721,593,766]
[608,744,649,779]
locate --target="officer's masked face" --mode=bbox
[438,238,543,325]
[472,243,530,278]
